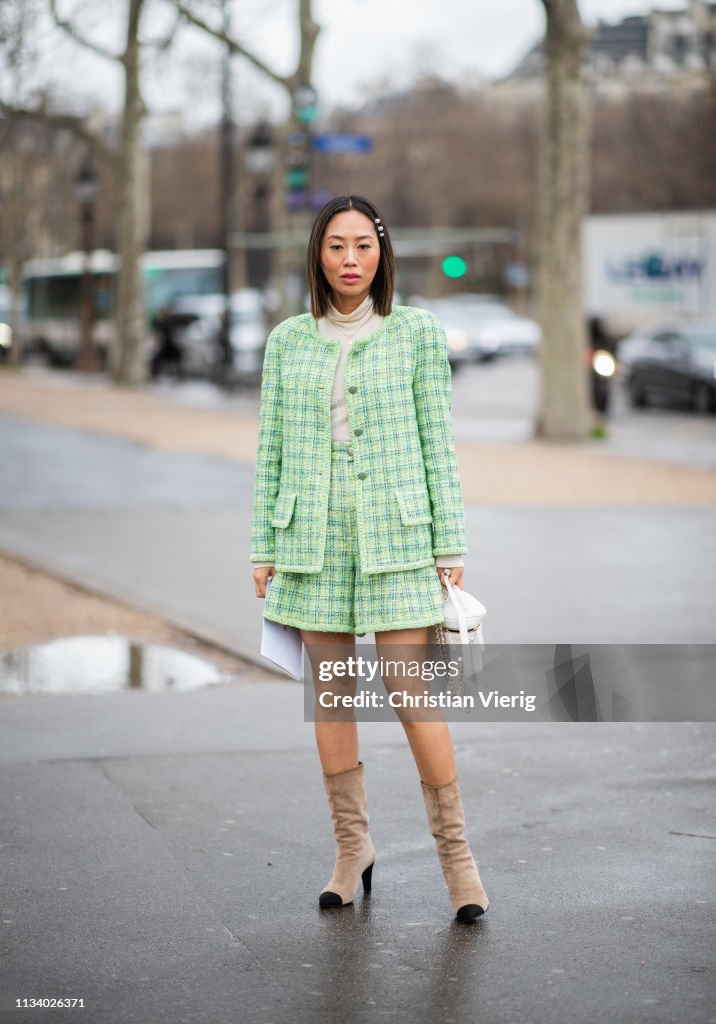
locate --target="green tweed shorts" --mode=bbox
[263,440,446,635]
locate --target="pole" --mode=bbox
[77,188,99,372]
[219,0,235,378]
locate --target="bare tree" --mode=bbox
[172,0,320,320]
[2,1,181,385]
[0,1,43,368]
[533,0,593,440]
[46,0,183,385]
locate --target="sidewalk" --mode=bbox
[2,365,715,504]
[2,692,713,1024]
[0,365,714,1023]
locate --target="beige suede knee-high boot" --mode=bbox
[421,775,489,922]
[319,760,376,908]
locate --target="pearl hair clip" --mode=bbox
[374,216,385,239]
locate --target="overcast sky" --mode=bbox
[32,0,690,130]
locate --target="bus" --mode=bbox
[22,249,225,365]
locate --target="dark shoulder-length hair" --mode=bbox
[306,195,395,318]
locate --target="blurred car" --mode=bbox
[226,289,268,382]
[411,294,542,363]
[409,297,473,366]
[155,294,223,378]
[159,289,267,382]
[618,319,716,413]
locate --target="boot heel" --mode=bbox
[361,861,374,894]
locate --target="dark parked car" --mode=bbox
[618,320,716,413]
[0,286,12,363]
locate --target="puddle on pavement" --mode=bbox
[0,635,234,696]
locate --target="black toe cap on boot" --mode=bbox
[319,891,344,908]
[456,903,486,922]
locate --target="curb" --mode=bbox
[0,540,273,675]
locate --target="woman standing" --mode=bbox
[251,195,489,922]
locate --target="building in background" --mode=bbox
[492,1,716,103]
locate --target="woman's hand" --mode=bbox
[437,566,464,590]
[253,566,276,598]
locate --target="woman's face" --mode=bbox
[320,209,381,310]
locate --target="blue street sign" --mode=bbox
[312,133,373,154]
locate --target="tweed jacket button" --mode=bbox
[357,471,367,480]
[353,427,363,436]
[348,385,358,394]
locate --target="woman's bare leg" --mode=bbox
[374,625,457,786]
[301,629,359,775]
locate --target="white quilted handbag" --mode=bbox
[435,569,487,699]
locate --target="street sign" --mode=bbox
[312,133,373,154]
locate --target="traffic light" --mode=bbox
[284,83,317,211]
[285,130,311,211]
[292,83,318,123]
[442,255,467,279]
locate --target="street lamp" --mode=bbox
[74,155,100,372]
[246,120,275,294]
[246,119,275,175]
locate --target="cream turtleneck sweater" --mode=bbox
[320,294,384,440]
[252,293,464,571]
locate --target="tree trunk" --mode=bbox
[3,116,25,369]
[111,0,149,386]
[534,0,593,440]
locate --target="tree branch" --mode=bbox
[292,0,320,89]
[49,0,122,62]
[0,98,118,167]
[140,9,182,52]
[171,2,290,90]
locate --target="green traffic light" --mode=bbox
[442,256,467,278]
[285,168,309,188]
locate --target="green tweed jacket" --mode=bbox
[250,304,468,574]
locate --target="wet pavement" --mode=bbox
[0,635,233,696]
[0,395,715,1023]
[1,691,714,1024]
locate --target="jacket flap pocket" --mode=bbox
[395,487,433,526]
[271,491,297,528]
